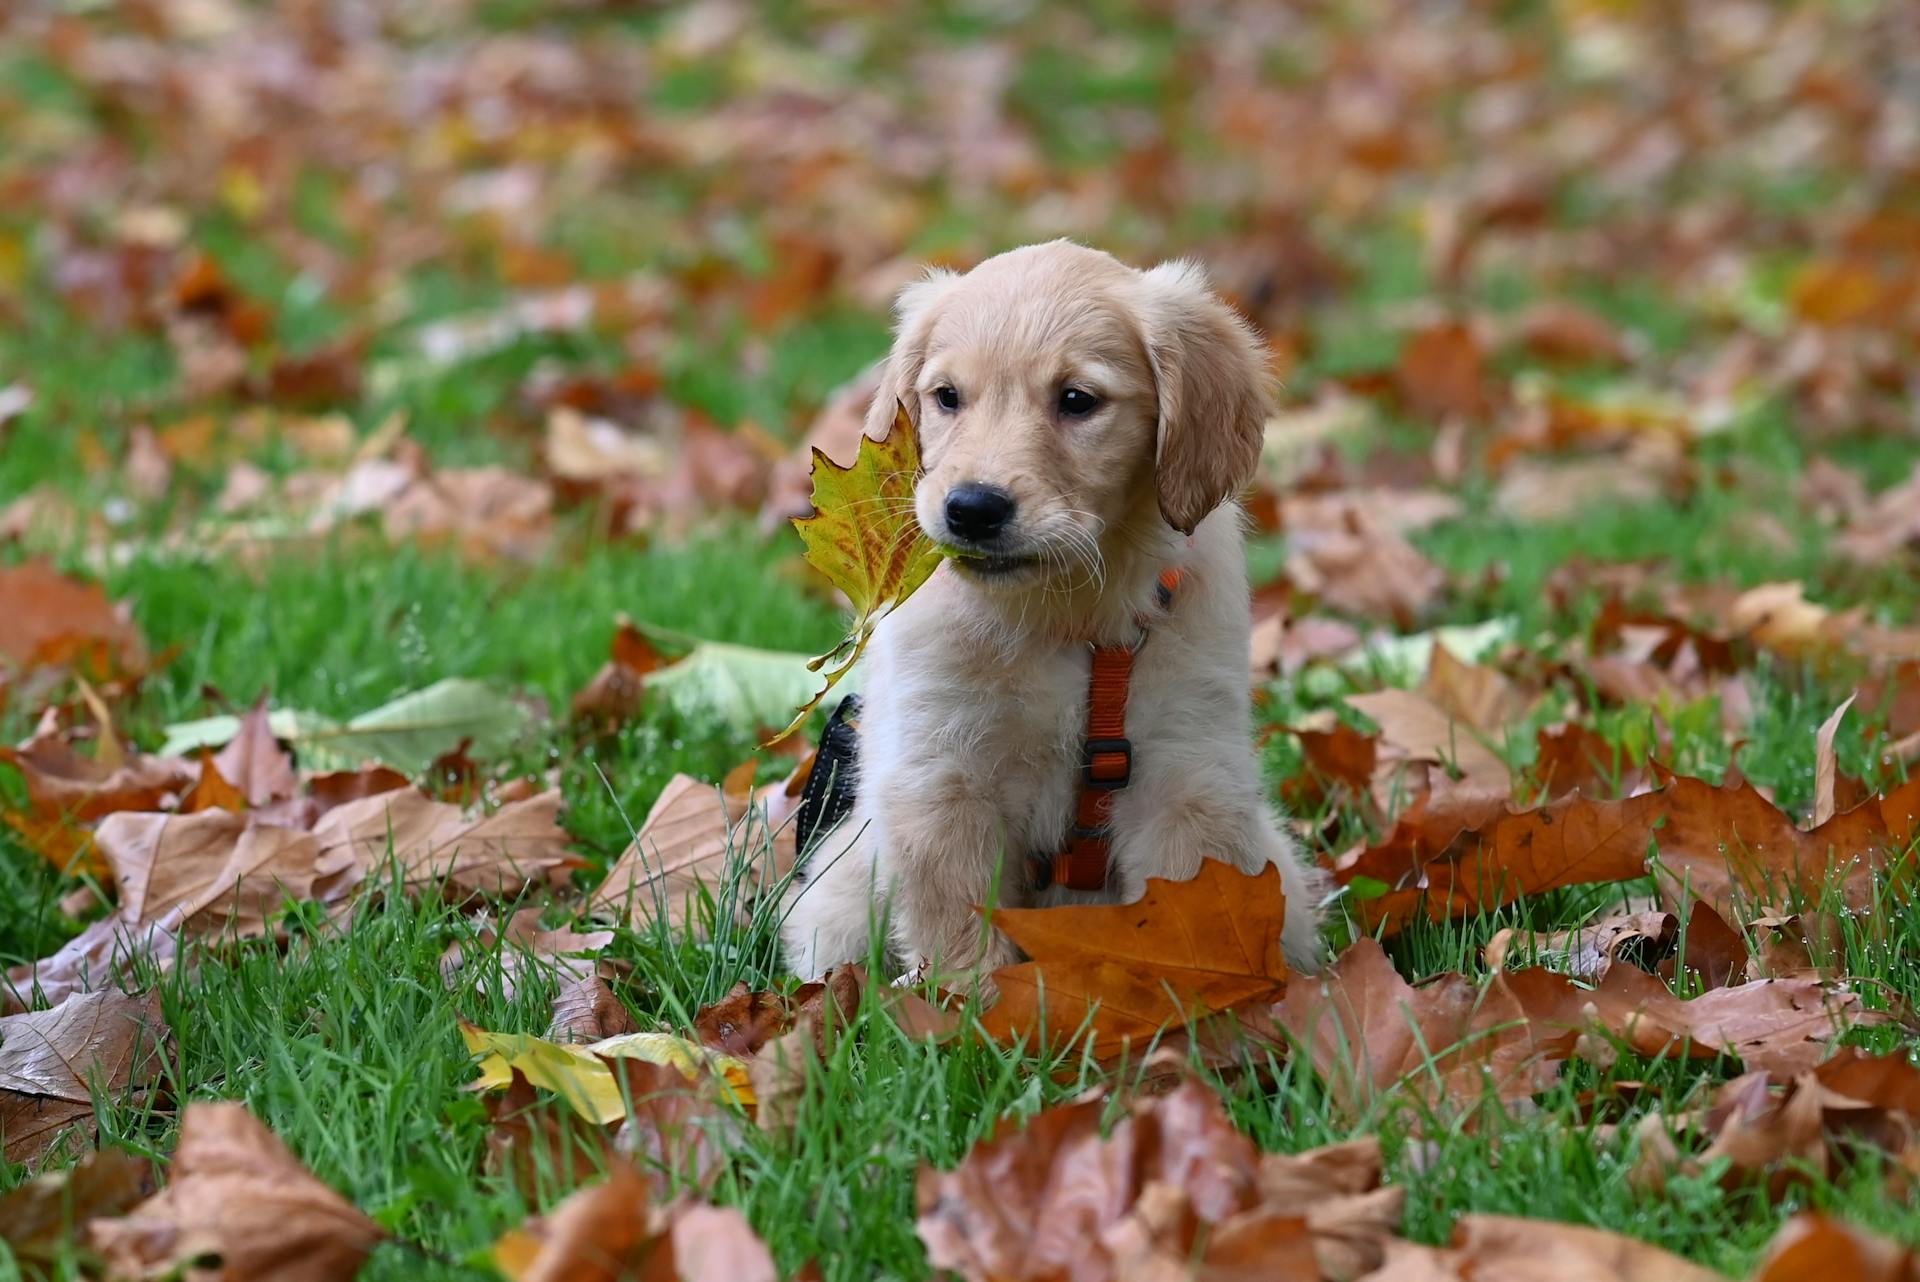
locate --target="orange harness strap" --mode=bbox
[1044,566,1183,891]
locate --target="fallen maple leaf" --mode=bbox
[0,989,169,1164]
[1418,643,1536,735]
[0,1146,153,1272]
[777,401,944,741]
[211,696,300,806]
[1753,1214,1919,1282]
[1500,963,1880,1077]
[492,1163,778,1282]
[1645,770,1920,926]
[97,809,362,939]
[1376,1213,1723,1282]
[4,913,181,1014]
[916,1076,1401,1282]
[87,1101,384,1282]
[1285,503,1447,628]
[0,560,147,678]
[1346,687,1513,804]
[309,786,577,899]
[589,771,796,932]
[1275,939,1558,1119]
[440,906,615,1003]
[1632,1048,1920,1202]
[1484,909,1677,980]
[1396,317,1496,423]
[548,973,638,1045]
[1333,787,1664,933]
[979,859,1292,1060]
[0,732,198,877]
[571,613,667,729]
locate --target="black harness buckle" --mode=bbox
[1081,737,1132,789]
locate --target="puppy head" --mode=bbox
[867,241,1269,590]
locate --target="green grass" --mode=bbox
[5,2,1920,1275]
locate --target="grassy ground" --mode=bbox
[4,2,1920,1279]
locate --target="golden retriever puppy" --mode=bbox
[781,240,1328,981]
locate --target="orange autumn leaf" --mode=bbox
[1335,787,1664,933]
[979,860,1291,1059]
[776,401,944,741]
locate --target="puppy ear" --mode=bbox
[1135,260,1272,535]
[864,268,961,440]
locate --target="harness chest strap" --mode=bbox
[1043,566,1183,891]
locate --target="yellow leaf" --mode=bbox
[459,1024,753,1123]
[772,402,944,742]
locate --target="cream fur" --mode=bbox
[780,241,1329,982]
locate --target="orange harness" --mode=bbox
[1036,566,1183,892]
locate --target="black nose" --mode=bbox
[943,483,1016,543]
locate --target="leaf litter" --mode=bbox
[5,0,1920,1276]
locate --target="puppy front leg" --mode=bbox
[879,778,1024,982]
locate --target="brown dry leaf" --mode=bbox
[88,1100,384,1282]
[1511,299,1634,367]
[1392,1214,1723,1282]
[1346,688,1512,803]
[96,809,363,939]
[0,734,198,877]
[123,425,173,501]
[1632,1048,1920,1202]
[211,697,300,806]
[440,906,614,1002]
[0,1146,154,1270]
[733,969,863,1134]
[1645,771,1920,927]
[589,773,791,932]
[1276,939,1557,1119]
[1503,963,1879,1077]
[1485,910,1676,981]
[595,1057,743,1195]
[483,1068,615,1192]
[1493,444,1687,523]
[1832,463,1920,567]
[493,1163,778,1282]
[1335,786,1661,933]
[1531,722,1648,800]
[979,860,1291,1060]
[1286,506,1446,628]
[572,615,667,729]
[0,989,169,1164]
[548,974,637,1045]
[1284,720,1379,815]
[4,913,181,1015]
[918,1076,1400,1282]
[1810,694,1860,828]
[0,560,146,677]
[381,466,554,563]
[309,787,577,899]
[1419,644,1535,736]
[1753,1214,1920,1282]
[1396,318,1495,423]
[694,968,860,1063]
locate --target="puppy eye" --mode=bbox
[933,386,961,412]
[1058,387,1100,418]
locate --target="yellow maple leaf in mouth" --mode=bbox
[771,401,948,743]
